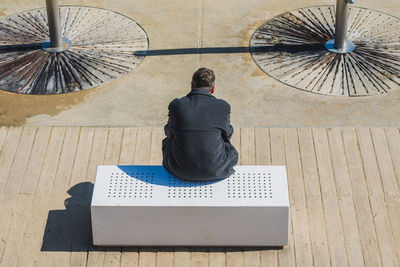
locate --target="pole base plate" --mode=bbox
[42,37,72,52]
[325,39,355,54]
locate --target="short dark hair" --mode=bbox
[192,68,215,88]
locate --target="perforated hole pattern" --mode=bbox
[107,172,154,199]
[227,172,273,199]
[106,171,273,199]
[167,175,213,199]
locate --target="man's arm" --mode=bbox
[221,101,234,141]
[164,124,173,139]
[164,99,177,139]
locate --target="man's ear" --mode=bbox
[210,84,215,94]
[191,81,194,89]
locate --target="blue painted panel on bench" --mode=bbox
[117,165,222,187]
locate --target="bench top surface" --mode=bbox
[91,165,289,207]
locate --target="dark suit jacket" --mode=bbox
[162,88,238,181]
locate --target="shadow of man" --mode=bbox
[41,182,94,252]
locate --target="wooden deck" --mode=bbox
[0,127,399,267]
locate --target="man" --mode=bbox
[162,68,238,181]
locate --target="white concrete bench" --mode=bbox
[91,165,289,247]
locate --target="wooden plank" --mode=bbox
[69,127,95,187]
[173,248,190,267]
[269,128,294,267]
[240,128,255,166]
[357,128,398,266]
[328,129,364,266]
[102,127,124,267]
[240,128,260,267]
[104,128,123,165]
[149,128,163,165]
[138,248,157,267]
[37,127,90,267]
[119,128,137,165]
[338,196,365,267]
[52,127,80,192]
[119,128,139,267]
[0,127,23,191]
[297,128,330,267]
[36,127,66,194]
[327,128,352,197]
[386,196,400,263]
[369,196,399,267]
[18,127,65,266]
[283,129,306,197]
[385,128,400,188]
[15,128,53,266]
[0,194,35,267]
[136,128,157,267]
[15,194,48,266]
[41,192,73,267]
[103,248,122,267]
[341,128,369,197]
[226,248,244,267]
[284,129,312,267]
[88,247,107,267]
[226,129,244,267]
[370,128,399,197]
[342,128,382,267]
[3,127,37,194]
[297,128,321,197]
[209,247,226,267]
[306,196,331,267]
[260,249,277,267]
[0,193,17,265]
[156,248,174,267]
[255,128,277,267]
[356,128,384,197]
[134,128,152,165]
[68,127,95,267]
[44,127,82,267]
[353,196,383,267]
[191,248,209,267]
[312,129,337,197]
[269,128,285,166]
[120,248,139,267]
[149,128,174,267]
[255,128,271,165]
[384,128,400,261]
[313,128,348,267]
[86,128,109,267]
[19,127,51,194]
[86,127,108,183]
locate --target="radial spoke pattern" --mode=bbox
[250,6,400,96]
[0,6,148,94]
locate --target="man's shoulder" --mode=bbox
[216,98,230,108]
[169,95,231,111]
[168,97,183,109]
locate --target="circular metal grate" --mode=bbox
[0,6,148,94]
[250,6,400,96]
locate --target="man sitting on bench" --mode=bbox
[162,67,238,181]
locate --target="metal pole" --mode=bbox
[45,0,62,49]
[334,0,353,49]
[325,0,355,53]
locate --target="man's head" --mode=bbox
[191,67,215,94]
